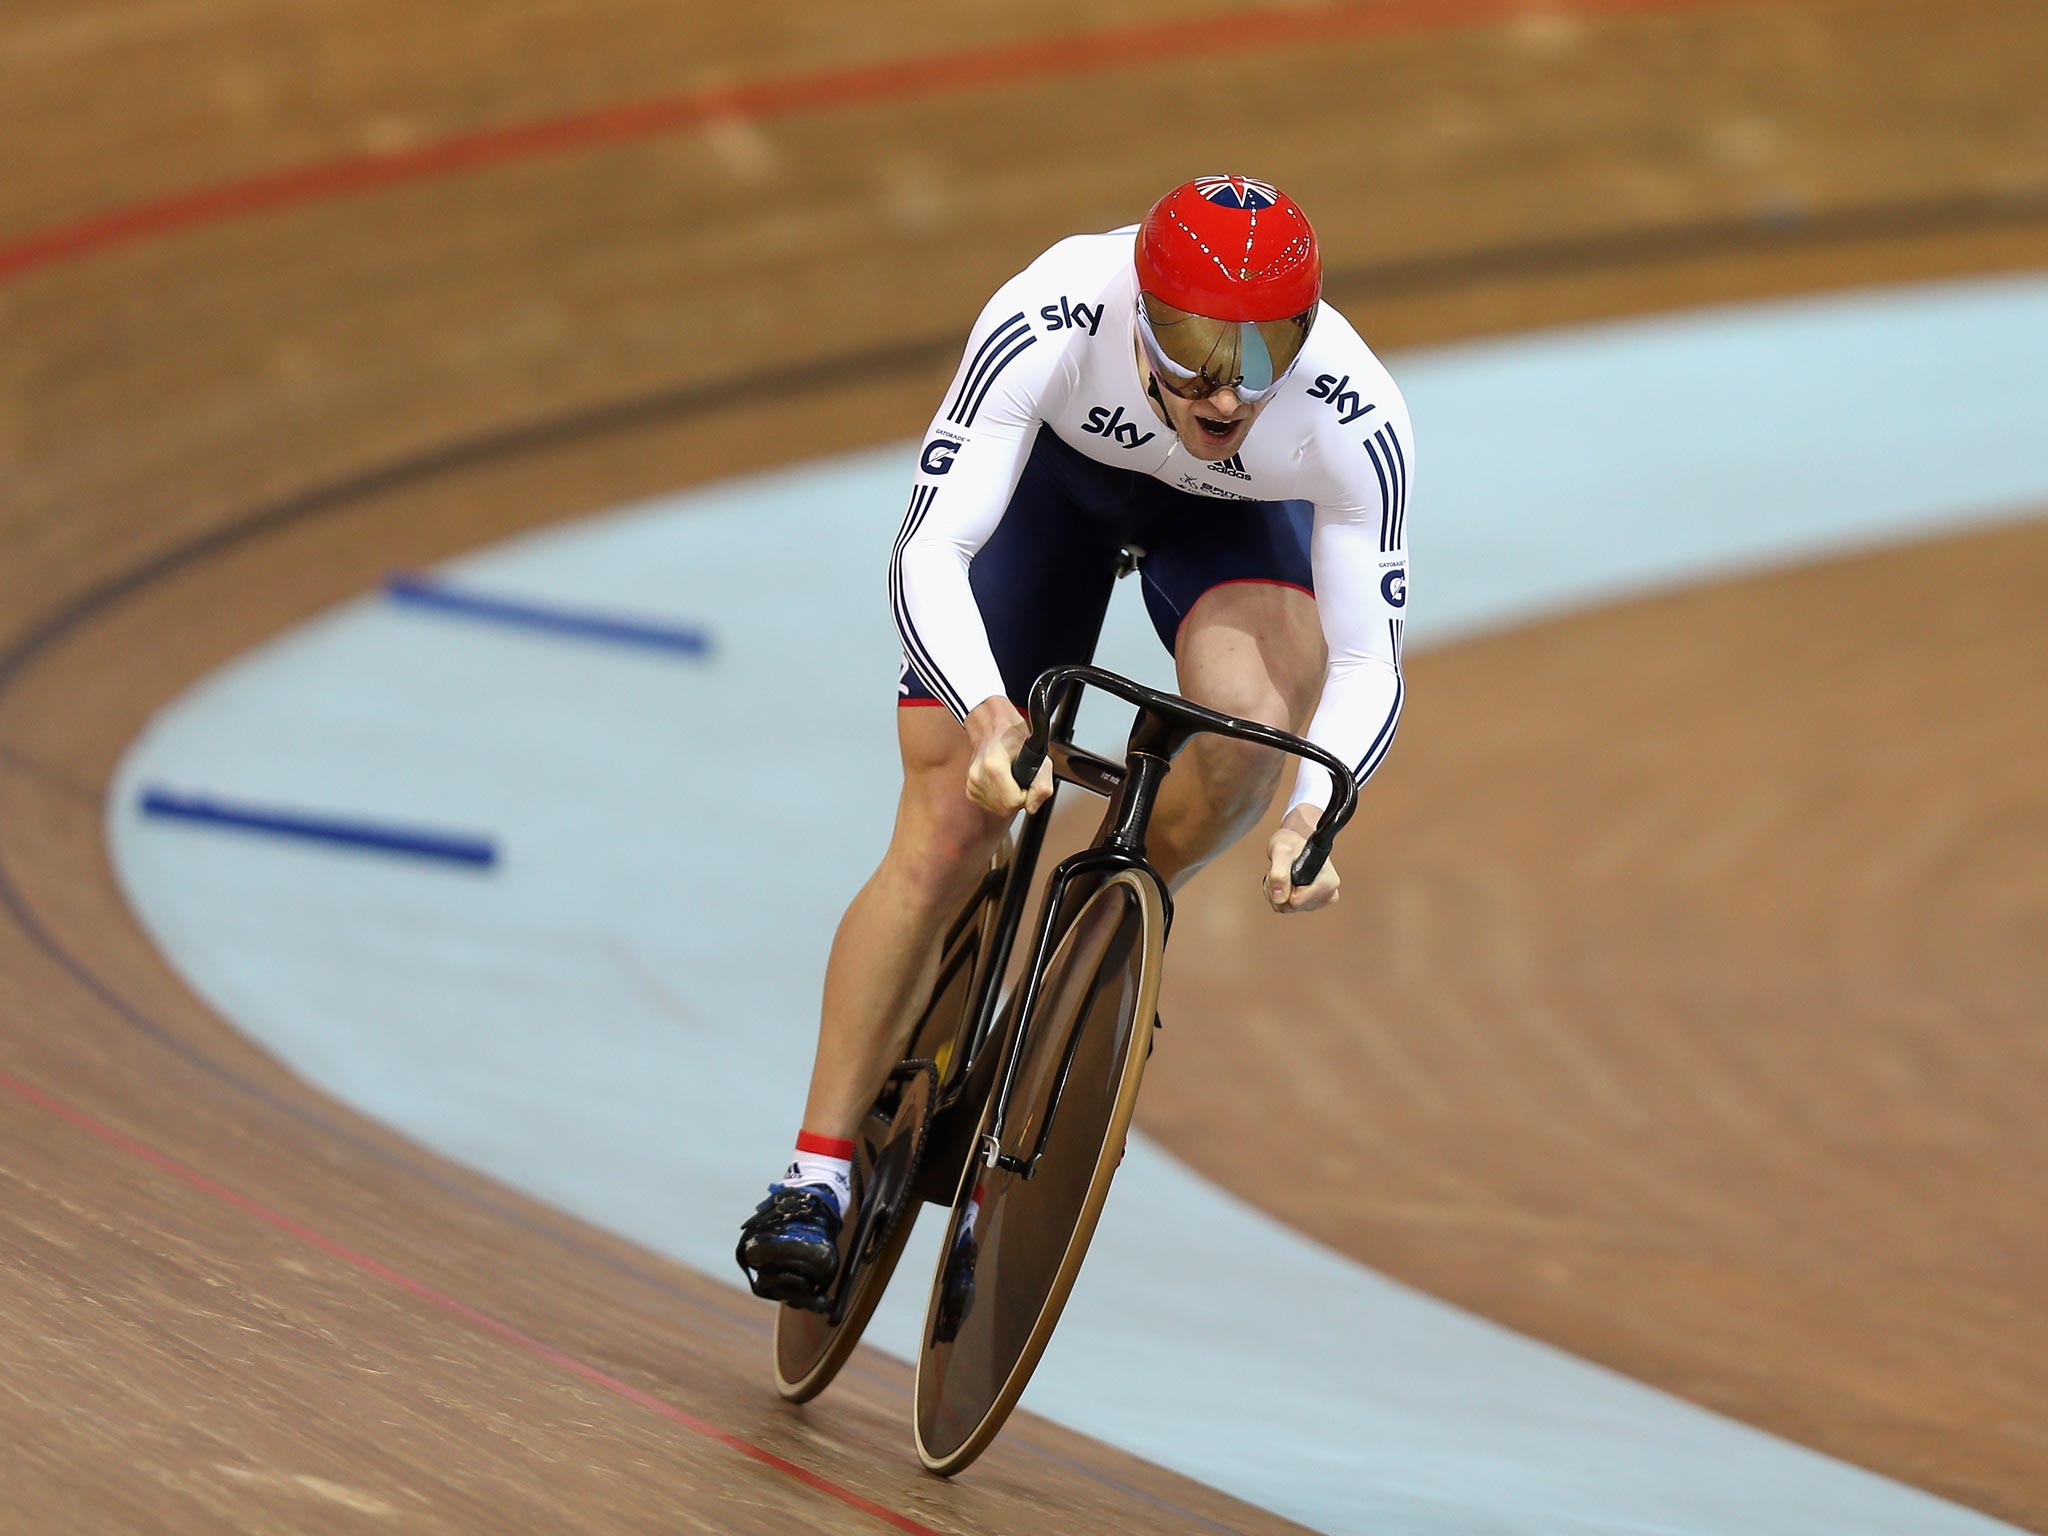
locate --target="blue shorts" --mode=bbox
[900,426,1314,708]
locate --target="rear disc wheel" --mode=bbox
[772,840,1016,1402]
[774,1060,935,1401]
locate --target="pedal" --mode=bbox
[754,1270,834,1312]
[736,1186,844,1309]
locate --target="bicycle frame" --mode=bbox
[981,843,1150,1177]
[937,664,1360,1184]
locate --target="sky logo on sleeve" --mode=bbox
[1041,296,1104,334]
[1307,373,1377,426]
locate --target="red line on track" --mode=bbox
[1,0,1739,285]
[0,1067,946,1536]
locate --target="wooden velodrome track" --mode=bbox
[3,1,2045,1530]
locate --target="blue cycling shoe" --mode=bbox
[736,1183,843,1308]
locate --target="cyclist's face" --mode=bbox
[1139,345,1267,461]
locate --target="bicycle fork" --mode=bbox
[979,751,1173,1178]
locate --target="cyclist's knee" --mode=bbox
[1192,665,1308,737]
[1182,680,1292,805]
[917,792,1008,873]
[886,763,1007,908]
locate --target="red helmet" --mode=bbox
[1133,177,1321,401]
[1136,176,1322,321]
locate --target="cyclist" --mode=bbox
[738,176,1412,1304]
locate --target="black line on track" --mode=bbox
[1337,186,2048,298]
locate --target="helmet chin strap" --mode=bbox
[1134,331,1173,424]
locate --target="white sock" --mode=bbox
[784,1131,853,1215]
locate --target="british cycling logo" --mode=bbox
[920,436,961,475]
[1176,472,1252,500]
[1040,296,1103,335]
[1307,373,1377,427]
[1380,566,1408,607]
[1082,404,1157,449]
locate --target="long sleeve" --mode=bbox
[1288,412,1412,814]
[890,288,1062,718]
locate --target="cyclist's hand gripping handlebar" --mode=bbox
[1284,813,1340,891]
[1009,737,1050,796]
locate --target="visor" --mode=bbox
[1135,293,1314,403]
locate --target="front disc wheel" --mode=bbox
[913,868,1165,1475]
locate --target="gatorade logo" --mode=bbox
[920,436,960,475]
[1380,567,1408,607]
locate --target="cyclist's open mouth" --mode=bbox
[1195,414,1240,443]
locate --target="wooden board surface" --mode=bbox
[2,1,2045,1529]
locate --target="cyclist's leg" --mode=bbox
[798,706,1007,1139]
[741,712,1008,1308]
[794,432,1126,1141]
[744,439,1129,1302]
[1148,580,1323,888]
[1135,498,1323,891]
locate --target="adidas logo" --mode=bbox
[1213,453,1251,480]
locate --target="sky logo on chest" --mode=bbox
[1082,404,1157,449]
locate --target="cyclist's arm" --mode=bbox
[891,287,1066,723]
[1287,409,1413,816]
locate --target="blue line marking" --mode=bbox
[384,573,711,657]
[140,789,497,868]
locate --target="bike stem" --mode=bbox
[1095,748,1172,865]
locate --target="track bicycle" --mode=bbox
[769,662,1357,1475]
